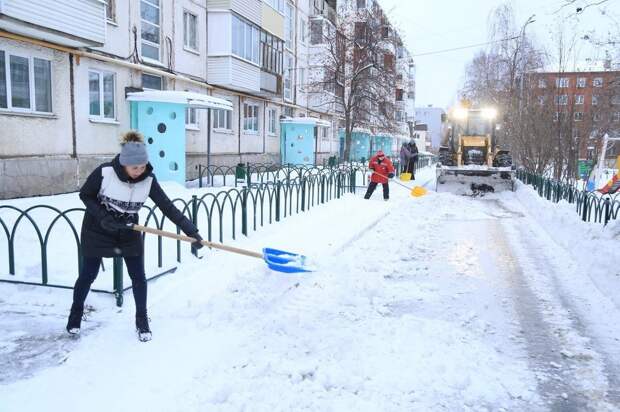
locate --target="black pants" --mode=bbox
[364,182,390,200]
[405,159,416,176]
[72,256,147,316]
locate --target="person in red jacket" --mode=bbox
[364,151,395,200]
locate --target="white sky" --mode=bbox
[378,0,619,110]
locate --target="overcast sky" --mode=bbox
[378,0,619,110]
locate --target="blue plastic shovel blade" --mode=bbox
[263,248,314,273]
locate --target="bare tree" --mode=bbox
[307,1,399,161]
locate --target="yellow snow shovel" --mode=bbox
[372,171,428,198]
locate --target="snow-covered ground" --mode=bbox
[1,167,619,411]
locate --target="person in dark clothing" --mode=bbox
[407,141,419,178]
[66,131,204,342]
[364,151,395,201]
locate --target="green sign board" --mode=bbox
[578,160,593,178]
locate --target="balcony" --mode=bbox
[311,0,337,26]
[0,0,106,47]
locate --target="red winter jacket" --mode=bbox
[368,154,395,184]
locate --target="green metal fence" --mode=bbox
[0,167,358,306]
[516,169,620,226]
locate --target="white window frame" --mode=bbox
[88,69,116,120]
[142,73,163,90]
[556,77,569,88]
[183,10,199,53]
[298,67,306,91]
[577,77,586,88]
[593,77,603,87]
[285,2,294,50]
[141,0,161,62]
[283,52,294,101]
[614,112,620,122]
[0,50,53,114]
[538,78,547,88]
[267,108,277,135]
[243,103,259,133]
[212,107,232,131]
[104,0,116,23]
[231,14,260,65]
[575,95,584,105]
[185,107,198,130]
[555,95,568,106]
[299,17,307,44]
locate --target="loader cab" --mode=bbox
[449,108,497,167]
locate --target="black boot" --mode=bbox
[66,304,83,335]
[136,314,152,342]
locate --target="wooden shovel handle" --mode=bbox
[132,224,264,259]
[371,171,413,191]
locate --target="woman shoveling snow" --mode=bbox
[66,131,204,342]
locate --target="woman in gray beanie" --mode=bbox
[66,131,204,342]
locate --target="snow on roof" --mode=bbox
[126,91,233,111]
[536,59,620,74]
[280,117,331,127]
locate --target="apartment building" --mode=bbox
[0,0,342,198]
[530,69,620,167]
[339,0,415,159]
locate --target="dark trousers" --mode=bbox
[405,159,416,176]
[364,182,390,200]
[72,256,147,316]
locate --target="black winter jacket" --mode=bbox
[80,155,197,257]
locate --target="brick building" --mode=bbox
[529,69,620,170]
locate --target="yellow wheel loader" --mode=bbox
[436,107,515,194]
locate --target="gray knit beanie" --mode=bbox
[119,131,149,166]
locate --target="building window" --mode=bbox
[185,107,198,129]
[593,77,603,87]
[283,52,293,101]
[264,0,284,13]
[0,51,52,113]
[183,11,198,52]
[299,17,307,44]
[556,77,569,88]
[538,95,546,105]
[268,108,277,134]
[141,0,161,61]
[575,95,584,105]
[243,103,259,132]
[104,0,116,22]
[553,112,560,122]
[593,113,602,122]
[260,31,284,75]
[576,77,586,88]
[592,95,599,106]
[574,112,583,122]
[555,95,568,105]
[356,0,366,9]
[538,78,547,88]
[310,18,324,45]
[396,89,404,101]
[285,2,294,49]
[614,112,620,122]
[232,14,260,65]
[213,108,232,130]
[142,73,163,90]
[612,95,620,106]
[298,67,305,90]
[89,70,115,119]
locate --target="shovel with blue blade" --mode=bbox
[131,224,313,273]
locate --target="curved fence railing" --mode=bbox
[516,169,620,226]
[194,155,434,189]
[0,167,359,306]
